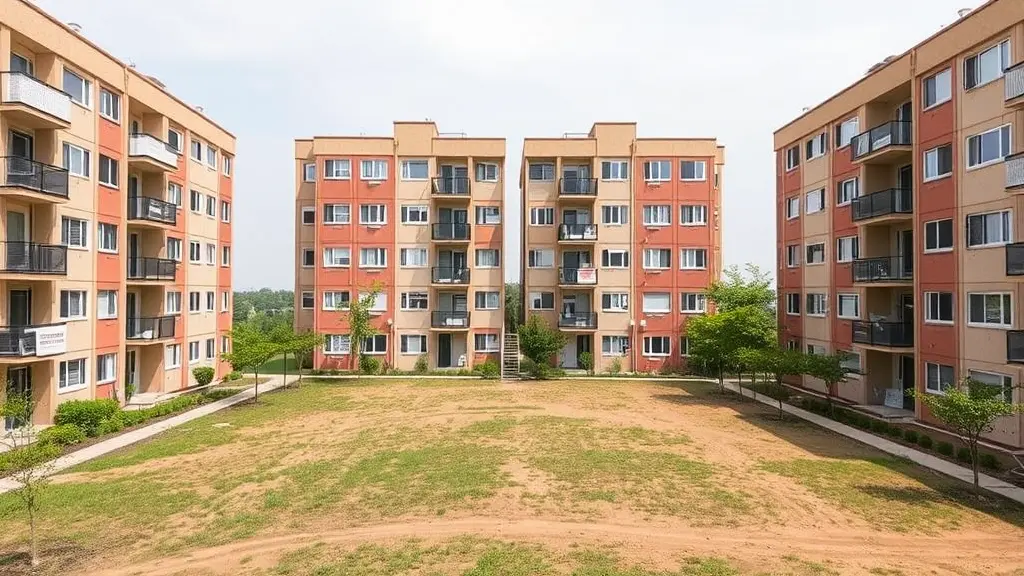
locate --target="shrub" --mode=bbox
[870,420,889,435]
[955,447,972,463]
[37,424,86,448]
[917,434,933,449]
[979,453,1001,470]
[118,410,147,428]
[474,360,500,379]
[414,355,429,374]
[936,441,954,456]
[54,399,121,437]
[578,352,594,375]
[97,415,125,435]
[607,358,622,375]
[903,429,919,444]
[328,369,341,376]
[203,389,238,402]
[192,366,216,387]
[886,426,903,438]
[519,357,537,376]
[359,356,381,375]
[309,369,325,376]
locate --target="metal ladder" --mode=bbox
[501,332,520,380]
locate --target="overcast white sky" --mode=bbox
[36,0,984,289]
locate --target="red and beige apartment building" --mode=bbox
[774,0,1024,446]
[520,123,723,373]
[294,122,505,371]
[0,1,235,425]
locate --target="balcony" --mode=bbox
[558,224,598,243]
[1007,153,1024,191]
[1006,62,1024,109]
[431,177,470,197]
[432,223,471,242]
[1008,331,1024,364]
[128,133,178,172]
[127,257,176,282]
[852,321,913,349]
[1,157,69,202]
[558,313,597,330]
[852,256,912,284]
[558,267,598,287]
[431,267,470,285]
[850,121,912,164]
[128,196,177,227]
[1006,243,1024,276]
[0,323,67,360]
[431,311,470,330]
[851,188,912,223]
[0,72,71,129]
[0,242,66,276]
[126,316,176,342]
[559,178,598,198]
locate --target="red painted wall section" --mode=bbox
[779,151,803,347]
[96,115,123,361]
[218,166,233,376]
[831,159,858,348]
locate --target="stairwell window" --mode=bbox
[529,163,555,181]
[59,359,87,392]
[836,236,859,263]
[359,248,387,268]
[601,249,629,268]
[643,336,671,357]
[360,159,388,180]
[303,162,316,182]
[475,162,499,182]
[301,292,314,310]
[680,205,707,226]
[205,195,216,217]
[400,335,428,355]
[205,243,216,265]
[924,144,953,181]
[967,292,1012,328]
[97,290,117,320]
[786,245,800,268]
[529,292,555,310]
[680,160,705,181]
[601,160,628,181]
[964,39,1011,90]
[302,207,316,225]
[222,292,230,312]
[786,197,799,220]
[836,179,858,206]
[925,291,954,324]
[806,133,827,160]
[642,205,671,226]
[602,335,629,356]
[643,248,671,270]
[966,209,1011,248]
[477,249,500,268]
[475,334,500,352]
[806,243,825,265]
[785,146,800,171]
[836,117,859,148]
[324,204,351,224]
[189,241,201,263]
[401,160,429,180]
[166,291,182,314]
[60,290,87,320]
[805,188,824,214]
[190,140,202,162]
[680,248,707,270]
[206,291,215,312]
[62,143,90,178]
[63,67,91,107]
[786,293,800,315]
[643,160,671,182]
[806,293,827,317]
[923,68,952,109]
[99,155,118,188]
[190,190,202,213]
[966,124,1011,169]
[925,362,955,394]
[223,157,232,176]
[206,147,217,169]
[61,217,88,249]
[924,219,954,252]
[359,204,386,225]
[680,293,706,314]
[98,222,118,253]
[324,159,350,179]
[836,294,859,319]
[302,248,314,267]
[324,335,351,355]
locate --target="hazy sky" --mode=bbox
[37,0,984,289]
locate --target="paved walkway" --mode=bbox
[723,380,1024,504]
[0,375,296,494]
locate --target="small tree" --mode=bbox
[578,351,594,375]
[518,314,567,367]
[804,352,852,418]
[686,313,730,391]
[338,283,383,372]
[913,377,1024,490]
[760,347,805,418]
[504,282,521,334]
[289,330,324,385]
[191,366,215,387]
[221,322,278,402]
[734,347,765,400]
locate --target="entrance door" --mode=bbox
[897,229,913,278]
[577,335,591,365]
[9,290,31,327]
[899,355,915,411]
[452,252,468,281]
[126,292,139,337]
[561,337,578,368]
[5,211,29,271]
[4,367,31,430]
[898,294,914,324]
[896,101,912,123]
[438,334,452,368]
[125,350,138,397]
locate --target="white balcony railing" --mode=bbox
[129,133,178,166]
[3,73,71,122]
[1005,63,1024,103]
[1007,153,1024,190]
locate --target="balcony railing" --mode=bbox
[1005,62,1024,103]
[852,321,913,348]
[1,72,71,122]
[851,121,912,161]
[1008,331,1024,364]
[0,323,67,357]
[558,223,598,241]
[558,313,597,329]
[431,177,470,196]
[558,267,598,285]
[2,156,69,199]
[0,242,66,275]
[128,133,178,166]
[127,257,176,281]
[432,223,471,241]
[431,311,470,328]
[1007,152,1024,190]
[851,188,912,221]
[431,267,470,284]
[126,316,176,341]
[128,195,177,225]
[1006,243,1024,276]
[852,256,912,283]
[559,178,598,196]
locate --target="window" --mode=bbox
[362,335,388,354]
[96,353,116,384]
[475,334,500,352]
[475,162,499,182]
[324,159,350,179]
[643,160,671,181]
[642,205,671,226]
[680,160,706,181]
[166,291,182,314]
[206,146,217,169]
[223,156,232,176]
[301,292,314,309]
[167,182,182,207]
[643,248,671,269]
[530,207,554,225]
[303,162,316,182]
[601,293,629,312]
[400,160,428,180]
[923,68,952,109]
[528,249,555,268]
[302,207,316,225]
[97,290,117,320]
[60,290,87,320]
[205,243,216,265]
[189,241,201,263]
[786,245,800,267]
[359,248,387,268]
[601,160,628,180]
[785,146,800,171]
[602,336,629,356]
[475,291,500,310]
[925,362,955,394]
[205,195,216,217]
[787,340,799,351]
[967,124,1011,168]
[165,344,182,369]
[836,179,858,206]
[221,336,231,354]
[360,159,388,180]
[61,217,88,249]
[222,292,230,312]
[62,143,90,177]
[360,204,387,225]
[99,89,120,122]
[63,68,91,106]
[968,370,1013,403]
[680,205,707,226]
[324,204,351,224]
[837,294,859,319]
[840,352,861,374]
[806,243,825,264]
[601,249,629,268]
[324,335,352,355]
[167,238,182,262]
[476,249,500,268]
[401,292,427,310]
[189,341,201,364]
[786,197,799,219]
[323,247,350,267]
[925,292,954,324]
[786,293,801,315]
[601,205,628,225]
[807,344,826,356]
[206,291,215,311]
[680,336,690,357]
[190,190,202,212]
[221,201,231,223]
[924,144,953,180]
[59,359,87,391]
[323,291,351,310]
[189,291,200,313]
[680,249,707,270]
[476,206,500,225]
[805,188,824,214]
[836,236,859,263]
[302,248,314,267]
[97,223,117,253]
[964,39,1011,90]
[529,292,555,310]
[642,292,671,313]
[806,293,827,316]
[528,163,555,181]
[805,133,827,160]
[400,248,428,267]
[837,117,859,148]
[401,205,428,224]
[680,293,706,313]
[643,336,671,356]
[190,139,202,162]
[966,210,1011,247]
[167,129,182,153]
[968,292,1012,327]
[206,338,216,359]
[924,219,954,252]
[400,335,428,354]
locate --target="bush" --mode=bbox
[309,369,325,376]
[118,410,147,428]
[359,356,381,375]
[328,369,341,376]
[980,453,1001,470]
[885,426,903,438]
[870,420,889,435]
[955,447,972,463]
[96,415,125,435]
[192,366,216,387]
[917,434,933,449]
[903,429,919,444]
[203,389,238,402]
[936,441,954,456]
[606,358,622,375]
[474,360,500,379]
[414,355,429,374]
[578,352,594,375]
[54,399,121,437]
[37,424,86,448]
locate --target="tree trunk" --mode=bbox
[283,352,290,389]
[776,376,784,419]
[969,438,981,491]
[253,369,259,403]
[717,368,724,392]
[29,504,38,567]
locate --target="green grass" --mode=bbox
[256,354,301,375]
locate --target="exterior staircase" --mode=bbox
[501,332,520,380]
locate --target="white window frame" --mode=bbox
[642,205,671,226]
[223,156,232,177]
[324,335,352,355]
[476,206,501,225]
[642,292,672,314]
[324,159,350,179]
[475,333,500,352]
[167,129,182,153]
[60,290,87,321]
[400,334,428,355]
[58,358,88,393]
[601,335,629,357]
[167,238,182,262]
[806,243,825,265]
[189,241,201,263]
[61,216,89,250]
[205,243,216,265]
[322,291,351,311]
[97,222,118,254]
[643,160,671,182]
[924,144,953,181]
[680,248,707,270]
[221,201,231,223]
[836,294,859,320]
[400,291,428,311]
[966,124,1012,170]
[923,68,952,110]
[786,197,799,220]
[302,207,316,225]
[99,88,120,122]
[680,205,707,226]
[785,146,800,171]
[167,182,183,207]
[401,205,429,224]
[189,341,201,364]
[966,292,1013,329]
[680,160,706,181]
[359,204,387,226]
[527,249,555,269]
[188,291,201,313]
[967,370,1014,403]
[601,292,629,312]
[786,244,800,268]
[359,247,387,268]
[399,247,428,268]
[964,39,1011,91]
[805,188,825,214]
[924,218,954,253]
[97,290,118,320]
[474,291,500,310]
[323,204,351,225]
[62,67,91,107]
[966,209,1012,248]
[601,160,628,181]
[165,344,182,369]
[360,159,388,181]
[837,117,859,148]
[642,336,671,357]
[806,133,827,160]
[680,293,706,314]
[601,249,629,269]
[806,293,827,317]
[475,162,499,182]
[836,236,859,263]
[786,293,800,315]
[300,291,314,310]
[303,162,316,182]
[529,291,555,310]
[601,205,629,225]
[96,353,116,384]
[476,249,500,268]
[190,139,202,162]
[925,291,954,325]
[529,207,555,226]
[99,157,119,190]
[400,159,429,181]
[362,334,388,355]
[528,163,555,181]
[62,142,90,178]
[836,179,858,206]
[642,248,671,270]
[925,362,955,395]
[165,291,182,314]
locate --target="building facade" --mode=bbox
[294,122,505,371]
[774,0,1024,446]
[0,0,236,424]
[520,123,723,373]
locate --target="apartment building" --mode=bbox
[774,0,1024,446]
[520,123,723,373]
[0,1,235,425]
[294,122,504,371]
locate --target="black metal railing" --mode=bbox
[559,178,598,196]
[1008,331,1024,364]
[1007,152,1024,190]
[558,313,597,329]
[431,311,470,328]
[431,267,470,284]
[432,223,471,241]
[0,323,66,357]
[0,242,66,274]
[128,196,177,225]
[851,121,913,160]
[2,156,69,198]
[127,257,176,281]
[126,316,176,341]
[431,176,470,196]
[558,223,598,241]
[1006,243,1024,276]
[852,256,912,282]
[852,321,913,347]
[558,267,598,285]
[851,188,912,221]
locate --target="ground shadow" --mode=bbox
[0,542,89,576]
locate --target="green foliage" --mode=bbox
[518,314,567,366]
[233,288,294,323]
[525,359,563,380]
[956,447,972,463]
[339,283,383,371]
[37,424,86,448]
[578,352,594,375]
[917,435,933,449]
[192,366,216,387]
[54,399,121,437]
[803,352,854,415]
[979,453,1001,470]
[474,360,500,379]
[227,371,242,381]
[414,355,429,374]
[202,389,240,402]
[870,420,888,434]
[936,441,954,456]
[885,426,903,438]
[707,264,776,313]
[606,358,622,375]
[97,415,125,435]
[902,429,919,444]
[359,356,381,375]
[504,282,520,334]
